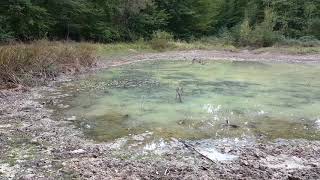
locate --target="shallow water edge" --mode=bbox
[1,51,320,179]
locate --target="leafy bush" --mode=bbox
[276,36,320,47]
[149,31,174,51]
[236,9,282,47]
[0,41,97,88]
[307,18,320,39]
[201,28,235,46]
[248,25,282,47]
[238,19,252,46]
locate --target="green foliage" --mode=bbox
[307,18,320,39]
[277,36,320,47]
[2,0,52,41]
[0,0,319,45]
[155,0,221,39]
[149,31,174,51]
[234,8,282,47]
[0,16,13,42]
[268,0,320,38]
[248,9,281,47]
[238,19,252,46]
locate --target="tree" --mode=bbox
[1,0,51,41]
[155,0,219,39]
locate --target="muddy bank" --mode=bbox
[103,50,320,67]
[1,89,320,179]
[1,50,320,179]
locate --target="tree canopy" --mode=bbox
[0,0,319,43]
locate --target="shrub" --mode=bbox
[235,8,282,47]
[298,36,320,47]
[149,31,174,51]
[276,36,320,47]
[0,40,97,88]
[201,28,235,46]
[238,19,252,46]
[307,18,320,39]
[248,25,282,47]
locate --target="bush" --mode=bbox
[307,18,320,39]
[248,25,282,47]
[276,36,320,47]
[238,19,252,46]
[200,28,235,46]
[236,9,282,47]
[298,36,320,47]
[0,40,97,88]
[149,31,174,51]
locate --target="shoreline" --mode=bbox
[1,50,320,179]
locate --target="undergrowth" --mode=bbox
[0,41,97,88]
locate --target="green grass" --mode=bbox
[254,46,320,55]
[97,41,154,57]
[170,41,238,51]
[97,40,320,56]
[97,40,238,57]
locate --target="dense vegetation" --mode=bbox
[1,0,319,47]
[0,41,97,88]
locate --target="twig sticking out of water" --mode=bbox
[176,87,183,103]
[140,95,146,111]
[224,119,240,129]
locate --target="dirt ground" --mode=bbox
[1,50,320,180]
[102,49,320,67]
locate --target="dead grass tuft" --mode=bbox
[0,40,97,88]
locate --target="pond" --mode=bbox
[52,60,320,142]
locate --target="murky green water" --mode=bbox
[56,60,320,142]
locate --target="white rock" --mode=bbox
[196,147,238,162]
[315,118,320,129]
[67,116,76,121]
[0,124,12,128]
[70,149,86,154]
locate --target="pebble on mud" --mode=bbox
[67,116,77,121]
[70,149,86,154]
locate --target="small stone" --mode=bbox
[242,161,249,166]
[0,124,12,128]
[224,147,232,153]
[58,104,70,109]
[67,116,76,121]
[22,174,36,180]
[70,149,86,154]
[30,138,38,144]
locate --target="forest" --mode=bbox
[1,0,320,47]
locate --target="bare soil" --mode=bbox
[1,50,320,180]
[102,50,320,67]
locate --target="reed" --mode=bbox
[0,40,97,88]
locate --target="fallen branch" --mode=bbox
[179,140,216,164]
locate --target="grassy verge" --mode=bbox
[97,36,320,56]
[96,41,154,57]
[97,40,238,57]
[253,46,320,55]
[0,41,97,89]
